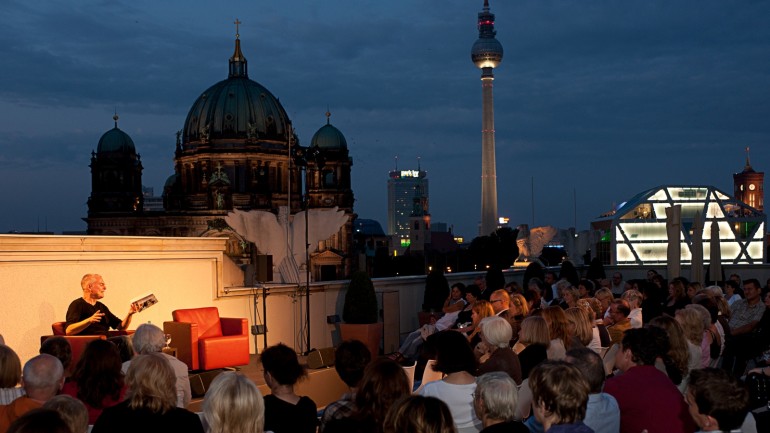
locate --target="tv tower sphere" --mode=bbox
[471,1,503,69]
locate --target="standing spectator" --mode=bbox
[320,340,371,432]
[203,372,264,433]
[528,361,594,433]
[62,339,127,424]
[0,355,64,432]
[92,353,204,433]
[261,344,317,433]
[604,328,695,433]
[419,331,482,433]
[473,373,528,433]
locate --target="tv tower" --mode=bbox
[472,0,503,236]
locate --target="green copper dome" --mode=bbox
[97,116,136,155]
[310,113,347,150]
[182,37,291,144]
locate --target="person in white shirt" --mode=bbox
[621,290,643,329]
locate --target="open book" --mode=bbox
[130,293,158,313]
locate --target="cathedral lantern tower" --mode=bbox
[734,147,764,212]
[87,114,144,220]
[472,0,503,236]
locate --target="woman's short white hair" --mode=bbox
[480,316,512,348]
[475,372,518,421]
[203,372,264,433]
[705,285,724,297]
[131,323,165,355]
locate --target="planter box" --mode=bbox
[338,323,383,357]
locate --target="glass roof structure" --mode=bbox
[593,186,766,265]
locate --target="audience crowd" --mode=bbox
[1,267,770,433]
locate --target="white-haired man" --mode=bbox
[0,354,64,431]
[66,274,138,335]
[473,372,529,433]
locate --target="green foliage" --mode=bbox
[342,271,378,324]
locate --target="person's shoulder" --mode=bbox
[299,395,317,410]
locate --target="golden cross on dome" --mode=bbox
[234,19,241,39]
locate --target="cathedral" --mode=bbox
[85,31,355,282]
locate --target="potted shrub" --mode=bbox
[339,271,381,356]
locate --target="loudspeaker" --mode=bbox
[307,347,335,369]
[254,254,273,282]
[189,369,224,397]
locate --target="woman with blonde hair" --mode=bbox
[203,372,264,433]
[564,308,596,351]
[541,306,572,360]
[465,300,495,348]
[92,353,204,432]
[509,293,529,341]
[675,308,705,373]
[514,316,549,380]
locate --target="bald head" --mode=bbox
[22,354,64,401]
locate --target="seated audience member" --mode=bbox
[6,408,70,433]
[686,368,749,433]
[320,340,371,432]
[43,395,88,433]
[565,308,596,352]
[723,278,767,375]
[685,304,716,369]
[0,345,24,405]
[122,324,191,408]
[383,395,457,433]
[62,339,127,424]
[473,372,528,433]
[466,301,495,349]
[605,300,632,346]
[514,316,549,379]
[477,316,522,384]
[604,327,696,433]
[664,280,691,318]
[261,343,317,433]
[419,331,482,433]
[593,289,613,320]
[509,294,529,338]
[107,336,133,364]
[65,274,139,336]
[675,308,705,372]
[444,283,469,313]
[0,354,64,432]
[565,348,620,433]
[325,358,410,433]
[620,290,643,328]
[528,361,593,433]
[577,298,610,348]
[541,306,573,360]
[203,372,264,433]
[92,353,203,433]
[647,316,690,391]
[724,280,742,306]
[38,338,72,376]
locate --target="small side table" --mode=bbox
[162,347,178,357]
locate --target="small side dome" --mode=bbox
[97,115,136,155]
[310,111,348,150]
[164,173,179,189]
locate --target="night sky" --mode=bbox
[1,0,768,240]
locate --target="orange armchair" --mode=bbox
[163,307,250,371]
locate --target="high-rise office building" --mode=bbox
[387,167,429,244]
[472,0,503,236]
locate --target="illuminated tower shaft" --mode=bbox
[480,69,497,236]
[472,0,503,236]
